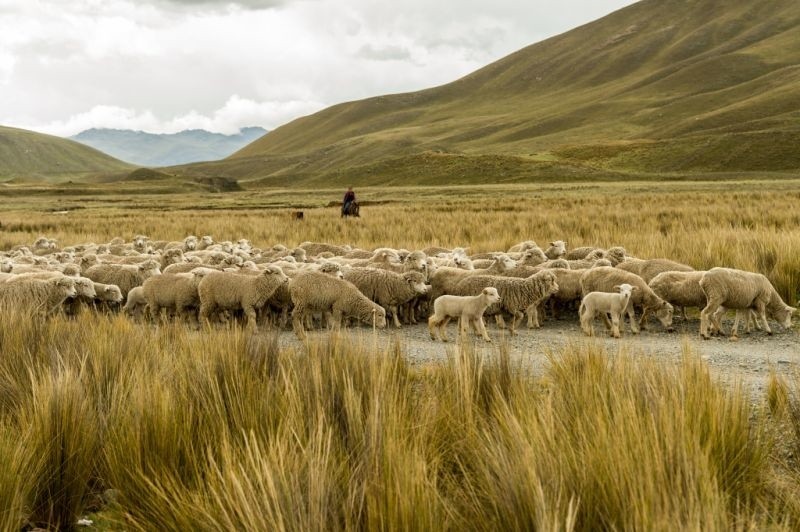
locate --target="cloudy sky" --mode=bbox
[0,0,637,137]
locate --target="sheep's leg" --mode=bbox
[291,307,307,340]
[243,305,258,332]
[600,311,612,330]
[638,307,650,331]
[428,316,440,341]
[390,305,402,328]
[755,300,772,335]
[330,310,343,331]
[199,303,214,329]
[625,301,639,334]
[459,315,470,338]
[477,316,492,342]
[610,312,621,338]
[710,306,727,336]
[495,314,506,329]
[579,307,593,337]
[526,303,540,329]
[510,311,524,336]
[700,298,723,339]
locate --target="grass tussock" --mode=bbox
[0,310,798,530]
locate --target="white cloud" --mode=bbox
[0,0,638,136]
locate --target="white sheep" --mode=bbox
[579,284,636,338]
[699,267,796,339]
[343,269,430,328]
[0,277,77,316]
[428,287,502,342]
[142,271,209,325]
[84,259,161,301]
[198,265,289,331]
[544,240,568,260]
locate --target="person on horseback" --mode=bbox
[342,186,356,217]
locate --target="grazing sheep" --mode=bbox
[544,240,567,260]
[289,271,388,340]
[699,267,796,339]
[453,270,559,334]
[84,259,161,300]
[198,265,289,331]
[648,271,707,320]
[143,271,208,325]
[428,287,502,342]
[617,258,693,283]
[343,269,430,328]
[580,284,636,338]
[580,267,674,333]
[0,277,76,316]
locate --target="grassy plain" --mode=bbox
[0,179,799,530]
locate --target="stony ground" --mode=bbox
[276,315,800,402]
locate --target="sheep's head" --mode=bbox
[75,278,97,298]
[403,271,429,295]
[133,235,149,250]
[263,265,289,284]
[546,240,567,258]
[482,287,501,305]
[55,277,78,298]
[404,251,427,272]
[454,256,473,270]
[319,262,343,279]
[534,270,559,296]
[614,283,636,297]
[200,235,214,247]
[80,254,98,269]
[0,260,13,273]
[774,305,796,330]
[139,260,161,275]
[184,236,199,250]
[495,254,517,271]
[546,259,570,270]
[164,249,184,265]
[62,264,81,277]
[606,247,627,266]
[521,248,547,266]
[655,301,674,331]
[370,305,387,329]
[291,248,307,262]
[103,285,123,303]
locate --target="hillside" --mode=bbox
[71,127,267,167]
[0,126,133,182]
[177,0,800,186]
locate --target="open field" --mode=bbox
[0,180,799,529]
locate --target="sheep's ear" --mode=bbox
[631,286,639,291]
[549,242,555,247]
[613,285,621,292]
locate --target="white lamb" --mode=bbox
[579,283,637,338]
[428,287,502,343]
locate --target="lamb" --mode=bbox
[84,259,161,300]
[452,270,559,334]
[343,269,430,328]
[617,258,693,283]
[289,270,388,340]
[123,286,148,318]
[143,271,209,325]
[198,265,289,331]
[699,267,796,339]
[428,287,502,342]
[579,284,636,338]
[0,277,77,316]
[544,240,568,260]
[580,267,674,333]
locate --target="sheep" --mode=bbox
[545,268,590,320]
[507,240,538,254]
[123,286,148,318]
[452,270,559,335]
[198,265,289,331]
[428,287,502,342]
[164,235,199,252]
[428,256,518,302]
[580,284,636,338]
[502,258,569,279]
[142,271,208,325]
[580,267,674,334]
[564,246,604,260]
[617,258,693,283]
[471,253,517,270]
[544,240,567,260]
[289,271,388,340]
[648,271,707,320]
[605,246,628,266]
[92,282,123,306]
[699,267,796,339]
[0,277,76,316]
[196,235,215,250]
[299,242,351,257]
[84,259,161,300]
[343,269,430,328]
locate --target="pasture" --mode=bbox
[1,179,799,530]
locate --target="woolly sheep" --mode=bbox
[564,246,603,260]
[605,247,627,266]
[0,277,76,316]
[123,286,147,318]
[617,258,693,283]
[453,270,559,334]
[92,282,123,304]
[143,271,209,325]
[299,242,351,257]
[428,287,502,342]
[648,270,707,320]
[544,240,567,260]
[580,267,674,334]
[580,284,636,338]
[196,235,215,250]
[84,259,161,300]
[343,269,430,328]
[198,265,289,331]
[289,270,387,339]
[428,256,518,302]
[699,267,796,339]
[507,240,538,254]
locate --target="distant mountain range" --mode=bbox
[70,127,267,167]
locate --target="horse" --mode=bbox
[342,201,360,218]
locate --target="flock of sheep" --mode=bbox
[0,235,795,342]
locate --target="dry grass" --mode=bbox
[0,310,798,530]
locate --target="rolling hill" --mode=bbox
[0,126,132,182]
[177,0,800,186]
[71,127,267,167]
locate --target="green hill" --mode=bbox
[0,126,132,182]
[177,0,800,186]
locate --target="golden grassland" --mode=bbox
[1,310,800,530]
[1,180,799,530]
[1,180,798,304]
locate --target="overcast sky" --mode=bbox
[0,0,637,137]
